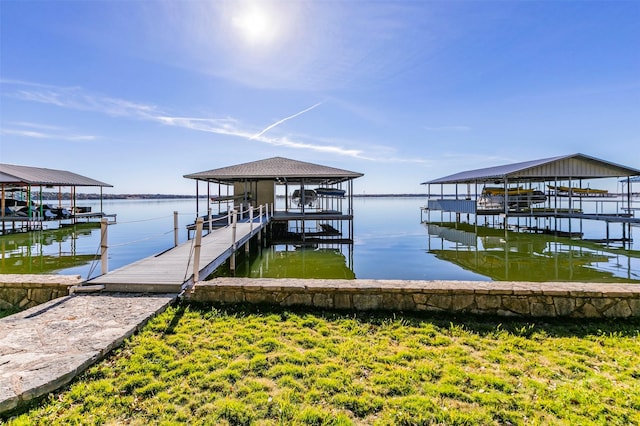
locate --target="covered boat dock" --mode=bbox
[421,153,640,244]
[0,164,114,235]
[184,157,363,245]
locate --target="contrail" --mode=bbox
[250,102,322,140]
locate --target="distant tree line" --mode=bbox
[27,192,428,200]
[31,192,202,200]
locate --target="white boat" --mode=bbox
[477,187,546,210]
[292,189,317,207]
[315,187,346,197]
[1,198,72,219]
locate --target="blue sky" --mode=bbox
[1,1,638,194]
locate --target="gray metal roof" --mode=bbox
[422,153,640,185]
[0,163,112,187]
[184,157,364,184]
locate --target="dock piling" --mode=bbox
[231,210,237,272]
[258,205,263,247]
[100,218,109,275]
[193,218,203,282]
[173,211,179,247]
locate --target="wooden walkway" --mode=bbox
[87,220,267,293]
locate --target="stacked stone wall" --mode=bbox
[0,275,81,311]
[190,278,640,318]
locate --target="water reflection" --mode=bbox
[0,224,99,274]
[426,222,640,282]
[213,245,355,279]
[3,197,638,283]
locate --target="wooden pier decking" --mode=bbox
[87,220,267,293]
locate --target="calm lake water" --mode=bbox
[1,197,639,283]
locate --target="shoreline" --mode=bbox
[29,193,430,201]
[29,192,639,201]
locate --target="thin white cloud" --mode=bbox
[12,88,159,119]
[260,134,363,157]
[8,121,65,131]
[6,82,365,157]
[250,102,322,139]
[157,114,365,158]
[4,80,430,163]
[0,78,79,90]
[0,127,97,141]
[154,116,244,136]
[1,129,51,139]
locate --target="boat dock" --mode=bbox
[86,214,268,293]
[421,154,640,245]
[1,163,115,235]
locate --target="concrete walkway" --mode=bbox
[0,293,176,415]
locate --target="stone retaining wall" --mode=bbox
[190,278,640,318]
[0,275,82,311]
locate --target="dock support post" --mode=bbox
[569,216,572,237]
[231,210,237,272]
[193,218,203,282]
[100,218,108,275]
[258,205,263,247]
[232,209,237,247]
[247,207,252,254]
[208,207,212,232]
[174,211,179,247]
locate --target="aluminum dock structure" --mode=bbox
[184,157,363,246]
[421,153,640,245]
[1,163,114,235]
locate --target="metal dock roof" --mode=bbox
[0,164,112,187]
[422,153,640,185]
[184,157,363,185]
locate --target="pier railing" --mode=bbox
[190,203,271,282]
[95,204,271,283]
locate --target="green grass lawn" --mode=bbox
[5,303,640,425]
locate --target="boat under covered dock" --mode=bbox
[0,163,115,235]
[420,153,640,247]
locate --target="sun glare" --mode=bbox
[232,5,278,46]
